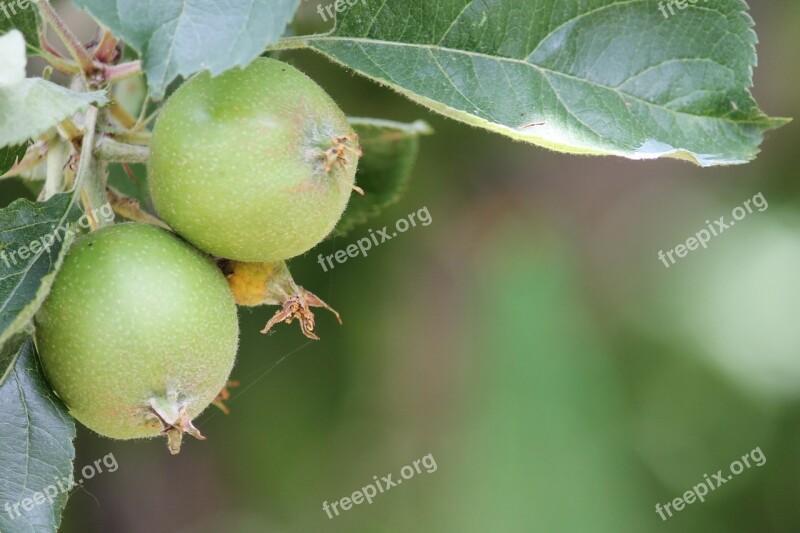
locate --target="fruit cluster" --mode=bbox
[35,59,361,453]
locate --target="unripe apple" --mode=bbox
[35,223,239,453]
[148,58,360,262]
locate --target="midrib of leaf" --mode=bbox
[0,340,76,532]
[14,368,34,510]
[308,36,766,129]
[151,0,192,91]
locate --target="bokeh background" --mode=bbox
[3,0,799,531]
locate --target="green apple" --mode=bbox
[148,58,360,262]
[35,223,239,453]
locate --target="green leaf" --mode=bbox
[0,80,108,148]
[0,30,108,149]
[305,0,789,166]
[0,328,29,385]
[72,0,302,99]
[0,193,82,363]
[335,117,431,236]
[0,143,27,176]
[0,338,76,533]
[0,0,39,50]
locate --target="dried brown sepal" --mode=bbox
[149,397,205,455]
[106,186,170,228]
[224,260,342,340]
[212,380,240,415]
[321,133,363,172]
[261,288,341,340]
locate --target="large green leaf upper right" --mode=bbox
[308,0,788,166]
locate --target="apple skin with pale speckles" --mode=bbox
[148,57,360,262]
[34,223,239,441]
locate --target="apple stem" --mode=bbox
[94,137,151,163]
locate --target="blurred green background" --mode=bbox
[4,1,799,531]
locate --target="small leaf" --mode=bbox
[0,193,82,361]
[0,143,27,176]
[0,80,108,148]
[335,118,431,236]
[0,1,39,51]
[0,338,76,533]
[307,0,789,166]
[72,0,301,99]
[0,30,108,149]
